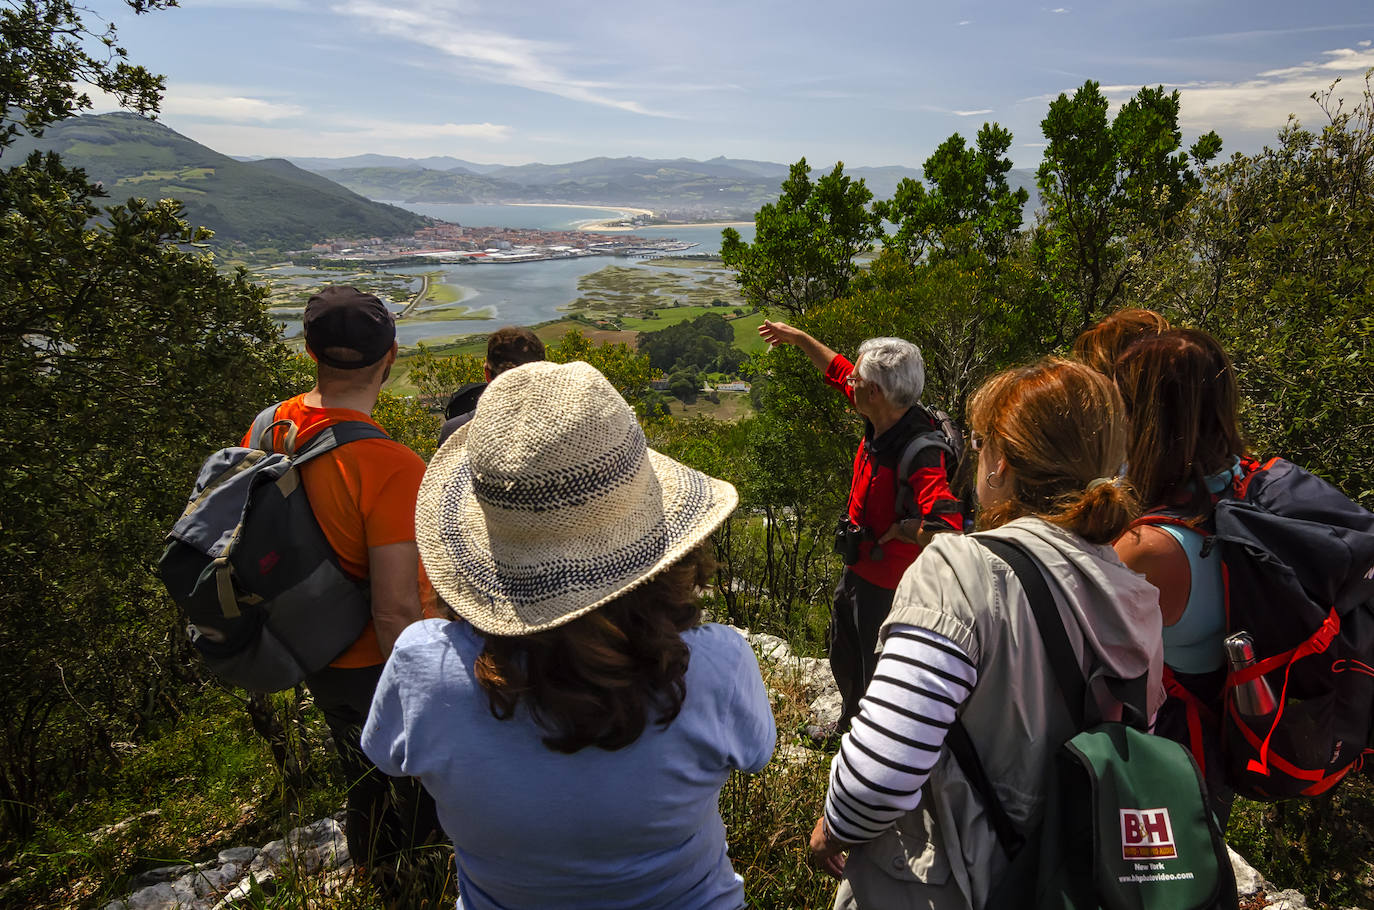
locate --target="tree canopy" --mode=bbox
[0,0,303,839]
[720,158,882,317]
[1033,80,1222,339]
[877,123,1028,266]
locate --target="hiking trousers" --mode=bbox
[306,663,442,874]
[830,568,898,732]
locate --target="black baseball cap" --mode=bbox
[303,286,396,369]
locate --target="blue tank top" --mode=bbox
[1158,525,1226,673]
[1158,459,1243,674]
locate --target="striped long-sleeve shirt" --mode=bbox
[823,624,978,843]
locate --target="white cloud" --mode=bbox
[953,108,995,117]
[1361,40,1372,47]
[158,84,306,122]
[180,0,306,7]
[330,0,668,117]
[1099,44,1374,131]
[169,117,516,159]
[1050,7,1069,14]
[957,19,972,26]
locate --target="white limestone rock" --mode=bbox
[131,864,193,886]
[1229,845,1266,896]
[215,846,256,865]
[126,878,197,909]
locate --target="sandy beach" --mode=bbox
[504,202,655,231]
[506,202,656,217]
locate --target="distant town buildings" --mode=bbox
[291,220,695,265]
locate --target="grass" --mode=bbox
[0,685,346,910]
[666,392,755,422]
[723,643,840,908]
[9,608,1374,909]
[1,624,835,910]
[117,167,216,185]
[252,267,421,311]
[1226,777,1374,907]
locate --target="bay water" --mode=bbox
[344,203,755,345]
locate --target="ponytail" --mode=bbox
[1049,476,1139,545]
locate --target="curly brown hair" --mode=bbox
[471,544,715,753]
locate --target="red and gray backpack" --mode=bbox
[1135,457,1374,800]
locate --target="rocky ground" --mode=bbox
[102,628,1353,910]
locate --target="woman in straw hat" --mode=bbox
[808,358,1165,909]
[362,360,775,909]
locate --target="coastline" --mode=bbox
[582,218,757,232]
[505,202,656,217]
[650,220,755,228]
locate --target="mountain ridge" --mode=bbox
[285,153,1037,216]
[6,114,430,248]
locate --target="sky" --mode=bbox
[92,0,1374,169]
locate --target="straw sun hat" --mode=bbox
[416,360,738,636]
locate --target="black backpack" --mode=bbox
[444,382,487,420]
[1135,457,1374,800]
[159,404,389,692]
[952,537,1237,910]
[894,406,970,531]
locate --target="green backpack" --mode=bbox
[949,536,1238,910]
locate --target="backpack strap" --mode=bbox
[945,717,1025,855]
[247,403,284,452]
[895,432,955,519]
[981,536,1089,719]
[946,535,1091,856]
[289,420,391,468]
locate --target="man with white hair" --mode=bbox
[759,321,963,733]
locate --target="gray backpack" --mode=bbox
[159,404,388,692]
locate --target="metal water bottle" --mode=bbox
[1225,632,1279,716]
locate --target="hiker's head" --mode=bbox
[969,358,1136,543]
[303,286,397,388]
[1115,328,1246,511]
[1072,308,1171,381]
[415,361,738,749]
[484,326,545,380]
[472,542,714,752]
[854,337,925,412]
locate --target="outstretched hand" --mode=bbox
[758,319,799,348]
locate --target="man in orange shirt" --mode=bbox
[244,286,436,885]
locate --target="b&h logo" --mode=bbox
[1120,808,1177,860]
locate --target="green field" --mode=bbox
[118,166,216,185]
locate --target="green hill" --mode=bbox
[3,113,430,248]
[297,154,1040,217]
